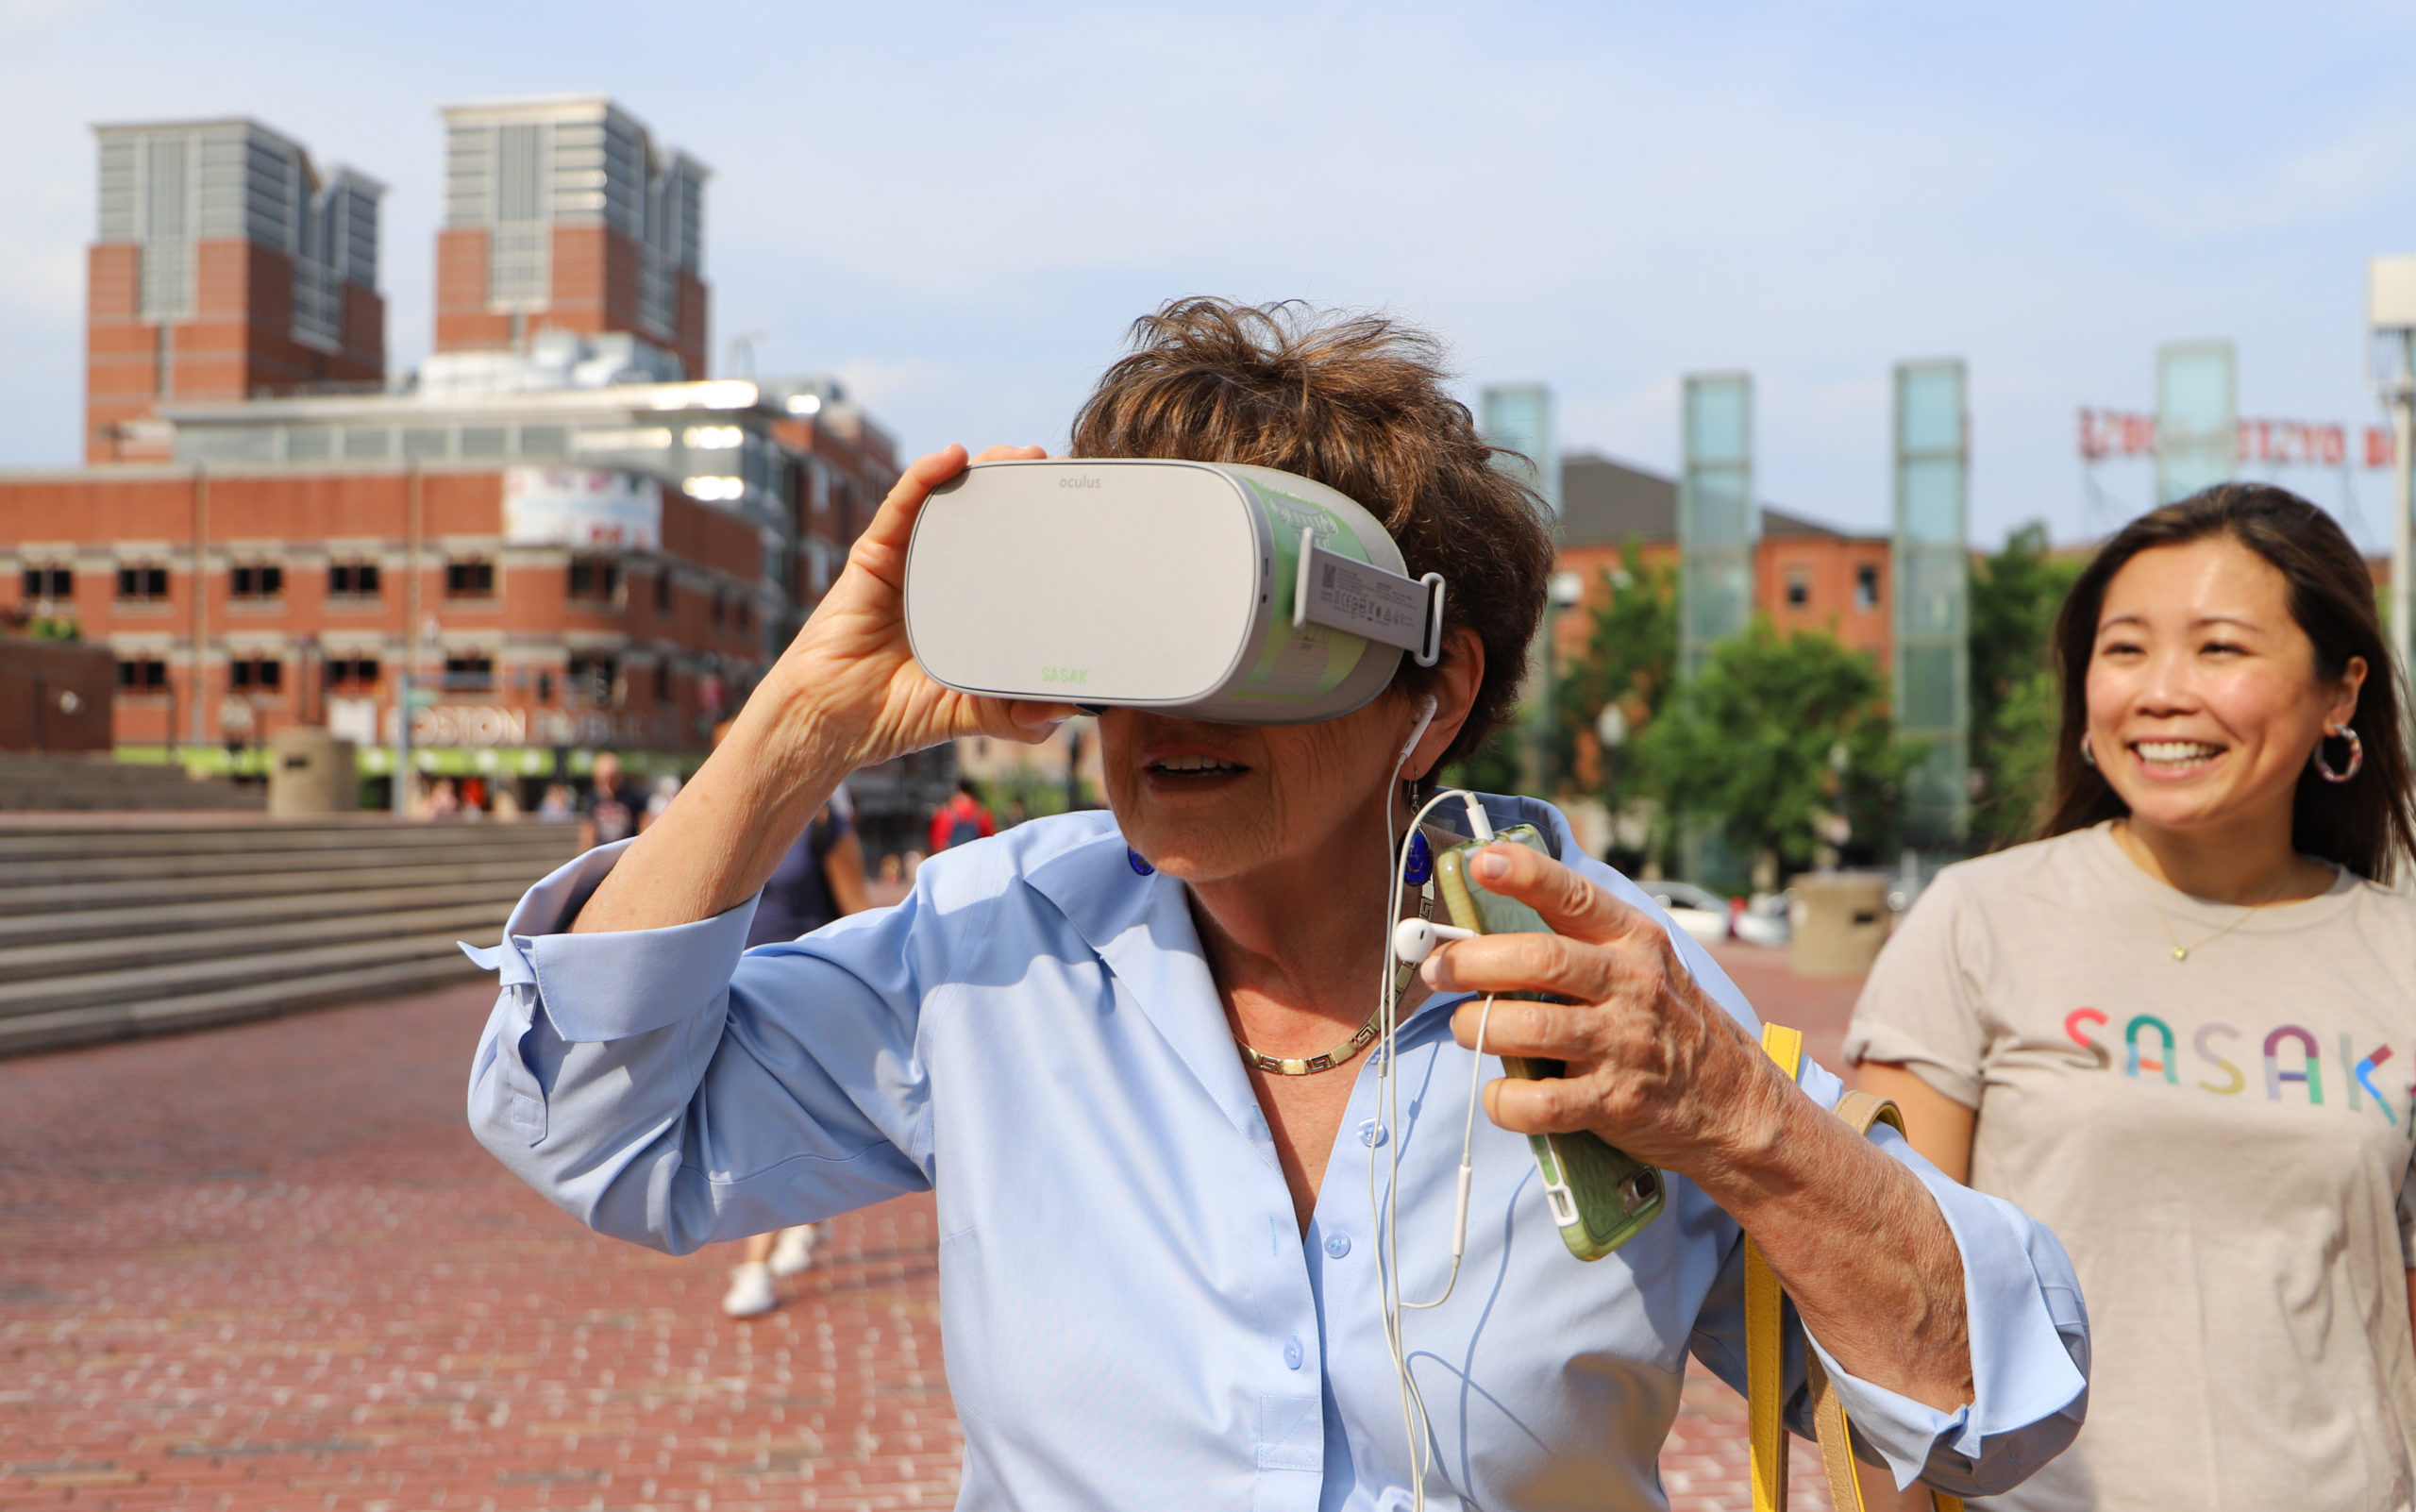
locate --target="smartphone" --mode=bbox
[1434,824,1665,1261]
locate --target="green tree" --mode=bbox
[1968,523,2082,848]
[1551,539,1678,788]
[1636,617,1918,882]
[1444,541,1675,802]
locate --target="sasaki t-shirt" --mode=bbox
[1844,822,2416,1512]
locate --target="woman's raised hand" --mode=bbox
[567,445,1075,934]
[765,444,1077,768]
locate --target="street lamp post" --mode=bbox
[1594,701,1628,860]
[1531,571,1586,796]
[2368,256,2416,680]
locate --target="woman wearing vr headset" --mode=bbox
[466,299,2086,1509]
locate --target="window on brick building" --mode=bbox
[445,558,496,597]
[654,567,674,615]
[1785,566,1811,609]
[116,658,168,692]
[1854,563,1880,613]
[116,563,170,601]
[711,588,727,627]
[327,561,381,596]
[228,655,284,691]
[567,654,621,708]
[324,655,381,690]
[653,661,672,703]
[536,670,554,703]
[444,654,495,691]
[567,555,622,603]
[229,563,284,599]
[21,564,73,601]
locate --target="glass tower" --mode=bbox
[2156,341,2236,506]
[1679,373,1754,679]
[1892,360,1970,845]
[1481,384,1560,518]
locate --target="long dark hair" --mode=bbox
[2041,483,2415,882]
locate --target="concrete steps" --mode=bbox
[0,752,265,811]
[0,818,579,1056]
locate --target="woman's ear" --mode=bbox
[1410,627,1485,781]
[2328,654,2370,730]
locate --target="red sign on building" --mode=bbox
[2080,408,2394,467]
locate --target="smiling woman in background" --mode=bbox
[1850,483,2416,1511]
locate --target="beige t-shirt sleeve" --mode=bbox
[1842,867,1990,1109]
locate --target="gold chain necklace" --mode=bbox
[2115,825,2298,963]
[1232,889,1431,1077]
[2151,902,2266,962]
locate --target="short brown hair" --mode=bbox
[2042,482,2416,882]
[1068,297,1553,770]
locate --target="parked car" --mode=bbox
[1732,890,1793,949]
[1647,882,1732,947]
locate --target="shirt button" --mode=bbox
[1356,1118,1387,1148]
[1284,1334,1303,1369]
[1324,1233,1351,1258]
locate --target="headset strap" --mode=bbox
[1746,1022,1964,1512]
[1292,528,1447,665]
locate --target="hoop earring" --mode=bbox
[2079,734,2097,768]
[2313,725,2364,783]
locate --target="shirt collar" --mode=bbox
[1023,827,1269,1145]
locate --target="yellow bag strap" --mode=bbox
[1747,1022,1965,1512]
[1744,1023,1802,1512]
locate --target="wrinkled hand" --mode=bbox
[767,444,1076,767]
[1426,841,1799,1184]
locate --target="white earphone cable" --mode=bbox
[1367,748,1496,1512]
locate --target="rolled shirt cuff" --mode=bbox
[458,838,763,1041]
[1807,1119,2089,1493]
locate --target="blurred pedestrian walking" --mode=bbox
[1849,484,2416,1511]
[579,751,636,848]
[927,778,994,853]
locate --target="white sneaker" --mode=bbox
[721,1260,778,1318]
[767,1224,820,1277]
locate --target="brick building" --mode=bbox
[86,119,385,464]
[1555,452,1891,670]
[1,100,907,813]
[434,96,709,382]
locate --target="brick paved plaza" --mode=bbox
[1,945,1862,1511]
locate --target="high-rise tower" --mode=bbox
[85,119,385,462]
[434,97,709,381]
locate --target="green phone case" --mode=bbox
[1434,826,1665,1261]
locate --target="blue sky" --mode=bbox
[5,0,2415,548]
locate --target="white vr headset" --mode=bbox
[903,460,1447,724]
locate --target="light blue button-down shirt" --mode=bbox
[465,797,2087,1510]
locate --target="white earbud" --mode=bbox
[1391,917,1478,966]
[1398,693,1439,768]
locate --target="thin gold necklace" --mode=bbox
[2115,825,2299,962]
[1232,890,1431,1077]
